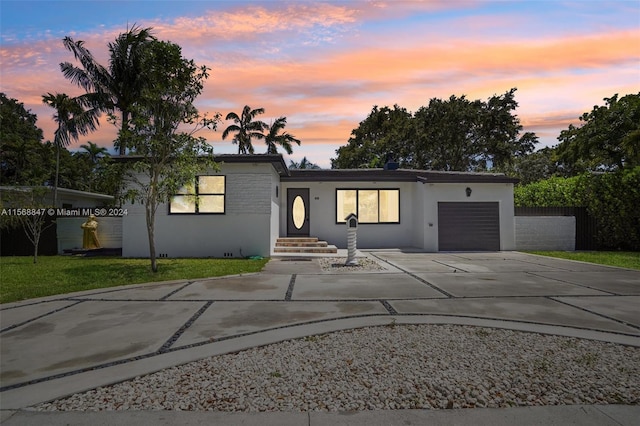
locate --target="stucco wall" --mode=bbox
[420,182,516,251]
[280,181,417,249]
[121,163,277,258]
[515,216,576,251]
[57,217,122,253]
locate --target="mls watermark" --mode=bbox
[1,208,128,217]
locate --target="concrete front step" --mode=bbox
[274,245,338,253]
[274,237,337,253]
[276,237,319,243]
[276,241,328,247]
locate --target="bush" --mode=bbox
[515,167,640,250]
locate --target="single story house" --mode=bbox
[120,154,518,258]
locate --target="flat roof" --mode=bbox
[113,154,518,183]
[283,168,519,184]
[112,154,290,176]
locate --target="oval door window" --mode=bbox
[292,195,306,229]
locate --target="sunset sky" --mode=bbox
[1,0,639,168]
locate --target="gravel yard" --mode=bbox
[35,324,640,412]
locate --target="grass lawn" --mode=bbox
[0,256,269,304]
[527,251,640,270]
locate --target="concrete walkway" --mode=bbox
[1,251,639,424]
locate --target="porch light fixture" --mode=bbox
[466,187,472,197]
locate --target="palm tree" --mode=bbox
[222,105,268,154]
[60,25,155,155]
[80,141,109,164]
[289,156,321,169]
[42,93,100,206]
[264,117,301,155]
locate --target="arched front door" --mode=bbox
[287,188,310,236]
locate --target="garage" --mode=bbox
[438,202,500,251]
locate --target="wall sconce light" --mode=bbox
[465,187,472,197]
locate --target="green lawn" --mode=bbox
[527,251,640,270]
[0,256,269,304]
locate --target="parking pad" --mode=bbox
[371,253,459,273]
[412,272,609,297]
[388,297,640,335]
[71,281,189,301]
[553,296,640,328]
[292,274,448,299]
[0,301,79,331]
[173,301,388,347]
[0,300,204,388]
[532,271,640,295]
[168,275,290,300]
[433,259,562,273]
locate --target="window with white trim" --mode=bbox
[170,176,225,214]
[336,189,399,223]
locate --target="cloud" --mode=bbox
[1,1,638,163]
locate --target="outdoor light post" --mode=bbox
[345,213,358,266]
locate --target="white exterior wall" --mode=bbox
[420,182,516,251]
[516,216,575,251]
[280,181,417,249]
[57,217,122,253]
[122,162,277,258]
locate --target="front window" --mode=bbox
[336,189,399,223]
[170,176,225,214]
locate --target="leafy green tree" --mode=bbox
[502,147,568,184]
[289,157,320,169]
[42,93,100,205]
[222,105,268,154]
[413,88,536,171]
[0,93,46,185]
[264,117,300,154]
[556,93,640,172]
[332,90,536,171]
[413,95,482,171]
[61,26,156,155]
[331,105,415,169]
[122,39,219,272]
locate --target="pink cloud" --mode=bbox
[1,2,638,164]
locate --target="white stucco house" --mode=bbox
[120,154,518,258]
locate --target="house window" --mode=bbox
[336,189,399,224]
[170,176,225,214]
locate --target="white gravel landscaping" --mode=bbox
[318,257,386,272]
[35,325,639,412]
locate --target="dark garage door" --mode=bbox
[438,202,500,251]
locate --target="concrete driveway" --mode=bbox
[1,251,639,411]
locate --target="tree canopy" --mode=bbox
[556,92,640,173]
[0,93,45,185]
[331,89,537,171]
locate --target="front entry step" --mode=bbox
[274,237,338,254]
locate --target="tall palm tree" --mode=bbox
[80,141,109,164]
[60,25,155,155]
[264,116,301,154]
[222,105,268,154]
[42,93,100,206]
